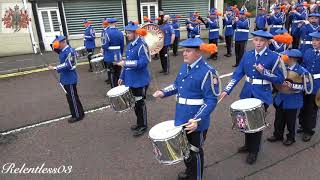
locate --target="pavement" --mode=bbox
[0,43,320,180]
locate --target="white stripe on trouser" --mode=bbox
[70,85,80,118]
[196,153,201,180]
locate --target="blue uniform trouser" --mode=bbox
[184,130,207,180]
[64,84,85,119]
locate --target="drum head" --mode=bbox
[149,120,182,140]
[75,46,85,51]
[91,57,104,62]
[107,85,129,97]
[231,98,262,110]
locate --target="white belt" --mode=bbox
[226,25,233,28]
[246,77,271,85]
[271,25,283,28]
[108,46,121,50]
[235,29,249,32]
[177,97,204,106]
[313,74,320,79]
[195,35,201,38]
[293,20,303,23]
[301,40,312,45]
[209,29,219,32]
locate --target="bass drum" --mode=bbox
[140,23,164,55]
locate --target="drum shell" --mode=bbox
[230,104,266,133]
[149,130,190,165]
[90,58,105,73]
[107,89,135,112]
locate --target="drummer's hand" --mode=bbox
[100,49,103,54]
[284,80,292,88]
[185,119,198,134]
[48,65,55,70]
[219,91,228,102]
[255,63,265,73]
[118,79,123,86]
[115,60,125,67]
[153,90,164,98]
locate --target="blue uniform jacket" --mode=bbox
[101,27,124,63]
[292,23,320,54]
[290,9,308,35]
[269,40,287,53]
[161,58,219,132]
[171,21,180,38]
[224,48,285,105]
[255,13,267,30]
[267,12,285,35]
[233,18,250,41]
[223,15,234,36]
[274,64,310,109]
[56,45,78,85]
[301,48,320,95]
[161,23,174,46]
[120,37,150,88]
[206,18,219,40]
[187,22,201,38]
[84,25,96,49]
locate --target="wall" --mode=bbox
[0,0,38,57]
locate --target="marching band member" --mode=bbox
[268,49,311,146]
[101,18,124,88]
[223,6,235,57]
[233,10,250,67]
[292,13,320,54]
[267,4,286,35]
[159,15,175,75]
[153,37,219,180]
[206,10,220,60]
[269,28,290,53]
[116,22,150,137]
[220,30,285,164]
[255,7,268,31]
[298,31,320,142]
[100,18,110,84]
[83,19,96,72]
[171,15,180,56]
[187,15,201,38]
[48,35,85,123]
[290,2,308,48]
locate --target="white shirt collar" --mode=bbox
[189,56,202,69]
[62,45,69,52]
[255,46,267,57]
[288,63,296,70]
[131,37,139,46]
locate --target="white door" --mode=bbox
[38,8,63,51]
[141,3,158,23]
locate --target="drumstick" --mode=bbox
[166,119,201,132]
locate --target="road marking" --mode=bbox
[15,58,33,62]
[0,105,110,136]
[0,61,89,79]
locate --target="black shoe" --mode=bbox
[130,125,139,131]
[212,56,218,60]
[177,171,190,180]
[133,126,147,137]
[283,139,295,146]
[88,69,93,72]
[302,133,312,142]
[232,64,238,67]
[159,70,165,74]
[68,116,84,123]
[224,53,232,57]
[237,145,248,153]
[297,127,304,134]
[246,153,257,165]
[164,71,169,75]
[267,136,283,142]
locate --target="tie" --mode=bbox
[256,54,260,60]
[187,65,191,73]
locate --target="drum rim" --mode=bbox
[230,98,263,111]
[106,85,130,97]
[148,120,184,141]
[91,57,104,62]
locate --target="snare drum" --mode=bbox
[75,46,87,58]
[149,120,190,165]
[90,57,105,73]
[230,98,266,133]
[106,85,135,112]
